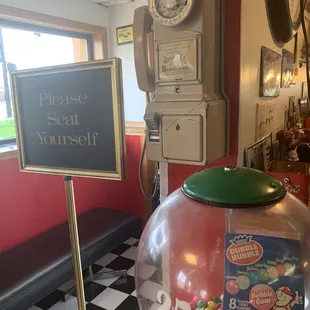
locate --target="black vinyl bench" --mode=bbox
[0,207,141,310]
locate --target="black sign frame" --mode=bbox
[11,59,126,180]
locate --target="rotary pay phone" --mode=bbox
[133,0,228,165]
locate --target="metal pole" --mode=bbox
[64,176,86,310]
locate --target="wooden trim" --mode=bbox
[73,38,88,63]
[0,149,18,161]
[125,121,145,136]
[93,32,109,60]
[0,5,106,34]
[0,4,108,60]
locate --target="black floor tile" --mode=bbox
[83,263,103,278]
[73,282,106,302]
[92,263,103,273]
[106,256,135,271]
[35,290,64,309]
[110,243,132,255]
[86,303,107,310]
[115,296,139,310]
[109,275,135,294]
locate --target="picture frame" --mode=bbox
[281,49,294,88]
[116,25,133,45]
[302,81,308,98]
[298,97,309,118]
[244,134,273,171]
[260,46,282,97]
[11,59,126,180]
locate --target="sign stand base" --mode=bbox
[64,176,86,310]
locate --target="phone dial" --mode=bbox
[149,0,195,26]
[134,0,228,165]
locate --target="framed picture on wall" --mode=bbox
[281,49,294,88]
[302,82,308,98]
[260,46,282,97]
[116,25,133,45]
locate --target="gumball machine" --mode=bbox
[135,167,310,310]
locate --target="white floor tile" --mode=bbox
[94,268,120,286]
[57,278,75,293]
[127,265,135,277]
[149,303,162,310]
[139,280,163,302]
[92,288,128,310]
[95,253,118,267]
[121,246,137,261]
[28,306,42,310]
[49,296,79,310]
[124,237,138,245]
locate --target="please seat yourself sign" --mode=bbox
[11,59,125,179]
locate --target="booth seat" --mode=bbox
[0,207,141,310]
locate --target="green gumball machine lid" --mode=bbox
[182,166,286,208]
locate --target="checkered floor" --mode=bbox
[28,237,140,310]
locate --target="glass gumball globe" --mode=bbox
[135,167,310,310]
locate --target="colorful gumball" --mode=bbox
[248,270,259,285]
[283,263,295,276]
[211,297,222,304]
[267,266,279,280]
[258,269,269,283]
[225,280,240,295]
[197,300,207,309]
[276,264,285,276]
[237,275,250,290]
[208,301,217,309]
[200,292,210,301]
[193,296,200,305]
[190,301,196,309]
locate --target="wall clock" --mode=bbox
[266,0,302,45]
[149,0,195,27]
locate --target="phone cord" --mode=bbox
[139,136,160,200]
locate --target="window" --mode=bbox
[0,20,93,144]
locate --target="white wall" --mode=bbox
[108,0,148,122]
[0,0,108,27]
[239,0,306,165]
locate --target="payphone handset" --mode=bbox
[134,0,228,166]
[133,6,155,93]
[133,0,198,94]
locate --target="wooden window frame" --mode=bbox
[0,5,108,59]
[0,4,145,160]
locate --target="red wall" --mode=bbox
[168,0,241,193]
[0,135,144,252]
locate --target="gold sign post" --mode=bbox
[10,59,125,310]
[64,176,86,310]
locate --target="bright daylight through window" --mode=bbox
[0,25,91,144]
